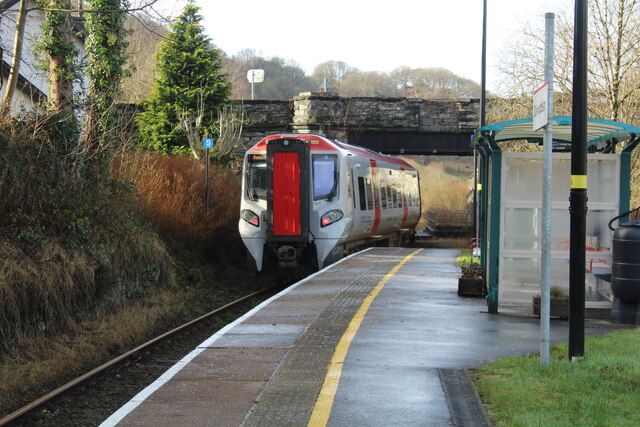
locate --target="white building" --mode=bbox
[0,0,88,114]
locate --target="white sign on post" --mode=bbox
[533,82,549,131]
[247,69,264,83]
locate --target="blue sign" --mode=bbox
[203,138,215,149]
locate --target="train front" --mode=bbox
[239,134,350,274]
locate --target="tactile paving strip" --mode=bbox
[241,252,404,426]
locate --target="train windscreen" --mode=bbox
[247,154,267,200]
[313,154,338,201]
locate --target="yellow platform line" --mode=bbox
[307,248,423,427]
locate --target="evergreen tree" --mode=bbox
[137,1,230,155]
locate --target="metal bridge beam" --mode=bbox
[349,132,474,156]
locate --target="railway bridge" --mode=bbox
[236,92,479,155]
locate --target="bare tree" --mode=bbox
[497,0,640,124]
[214,104,246,168]
[392,67,481,99]
[1,0,28,114]
[340,71,400,97]
[311,60,358,91]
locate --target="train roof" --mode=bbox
[247,134,416,170]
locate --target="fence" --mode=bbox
[426,209,473,236]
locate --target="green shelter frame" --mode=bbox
[474,116,640,313]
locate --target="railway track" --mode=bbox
[0,284,284,426]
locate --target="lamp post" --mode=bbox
[569,0,588,361]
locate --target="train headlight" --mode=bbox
[321,209,343,227]
[241,209,260,227]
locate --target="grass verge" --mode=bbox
[473,328,640,426]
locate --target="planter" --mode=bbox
[458,278,485,297]
[532,296,569,320]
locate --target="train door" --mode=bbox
[266,139,310,266]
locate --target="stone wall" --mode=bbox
[234,92,480,148]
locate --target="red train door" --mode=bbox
[266,139,309,242]
[272,152,301,235]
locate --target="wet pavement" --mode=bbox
[102,248,631,427]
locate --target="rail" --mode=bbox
[0,286,280,426]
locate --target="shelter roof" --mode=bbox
[476,116,640,148]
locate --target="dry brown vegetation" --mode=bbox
[112,154,244,262]
[0,289,187,410]
[403,158,473,230]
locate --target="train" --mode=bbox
[239,134,421,274]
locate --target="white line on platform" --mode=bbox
[99,248,372,427]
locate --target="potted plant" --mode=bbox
[533,285,569,319]
[458,262,486,297]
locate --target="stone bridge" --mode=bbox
[235,92,480,156]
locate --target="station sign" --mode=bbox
[533,82,549,131]
[203,138,215,149]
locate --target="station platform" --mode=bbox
[101,247,626,427]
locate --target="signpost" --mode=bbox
[247,69,264,100]
[203,138,215,214]
[536,13,555,366]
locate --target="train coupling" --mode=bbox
[277,245,298,267]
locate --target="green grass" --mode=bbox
[473,328,640,426]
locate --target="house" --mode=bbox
[0,0,87,114]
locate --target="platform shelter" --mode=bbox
[474,116,640,313]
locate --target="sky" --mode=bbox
[155,0,575,93]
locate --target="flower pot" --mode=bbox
[458,278,485,297]
[532,295,569,320]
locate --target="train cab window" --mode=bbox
[313,154,338,201]
[358,177,366,210]
[246,154,267,200]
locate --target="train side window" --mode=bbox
[247,154,267,200]
[392,184,398,208]
[313,154,338,200]
[366,177,374,210]
[380,178,387,209]
[358,177,366,210]
[387,184,393,209]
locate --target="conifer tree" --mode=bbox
[137,1,230,155]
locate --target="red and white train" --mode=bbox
[239,134,421,274]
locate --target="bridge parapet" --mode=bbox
[234,92,480,155]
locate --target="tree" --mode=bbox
[83,0,129,149]
[389,67,481,99]
[39,0,76,113]
[497,0,640,124]
[340,71,400,97]
[1,0,28,114]
[223,50,314,100]
[119,13,168,103]
[137,0,230,156]
[310,60,358,92]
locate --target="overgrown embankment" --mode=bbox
[0,112,253,415]
[0,114,173,353]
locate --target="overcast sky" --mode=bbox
[156,0,575,93]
